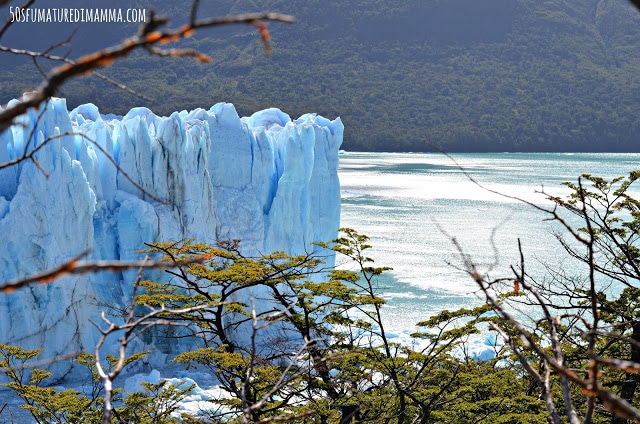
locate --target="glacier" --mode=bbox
[0,97,343,379]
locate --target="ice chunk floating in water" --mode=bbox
[0,97,343,379]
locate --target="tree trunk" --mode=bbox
[612,322,640,424]
[339,405,360,424]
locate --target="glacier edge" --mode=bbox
[0,98,343,379]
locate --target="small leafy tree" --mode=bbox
[0,345,147,423]
[133,229,548,423]
[138,237,372,422]
[119,380,195,424]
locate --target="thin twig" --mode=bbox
[0,352,80,374]
[0,0,36,39]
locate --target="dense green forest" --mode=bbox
[2,0,640,152]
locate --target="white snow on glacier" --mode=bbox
[0,97,343,379]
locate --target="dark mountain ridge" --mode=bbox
[1,0,640,152]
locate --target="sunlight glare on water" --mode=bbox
[338,152,640,333]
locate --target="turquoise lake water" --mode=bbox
[338,152,640,337]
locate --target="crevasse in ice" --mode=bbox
[0,97,343,378]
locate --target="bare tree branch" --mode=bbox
[448,230,640,422]
[0,11,294,135]
[241,300,319,423]
[0,251,206,293]
[92,261,215,424]
[0,42,156,103]
[0,0,36,39]
[190,0,200,26]
[1,128,173,203]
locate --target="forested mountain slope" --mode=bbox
[2,0,640,152]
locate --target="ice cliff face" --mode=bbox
[0,97,343,378]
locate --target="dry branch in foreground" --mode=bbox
[0,8,294,134]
